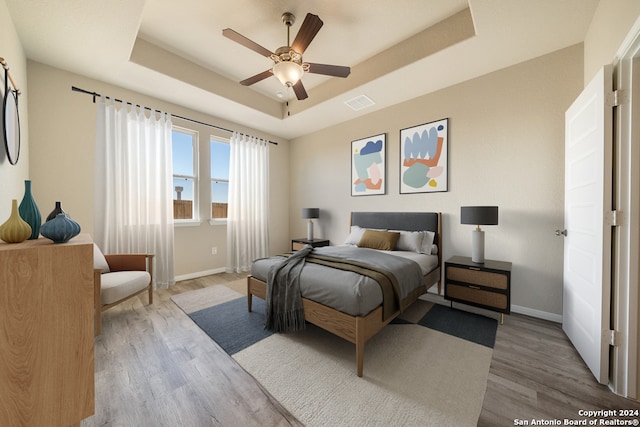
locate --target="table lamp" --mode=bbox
[461,206,498,264]
[302,208,320,241]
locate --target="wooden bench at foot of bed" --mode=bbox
[247,265,441,377]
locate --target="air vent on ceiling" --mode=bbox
[344,94,375,111]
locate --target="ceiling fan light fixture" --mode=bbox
[272,60,304,87]
[224,12,349,100]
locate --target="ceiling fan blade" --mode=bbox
[292,80,308,100]
[307,63,351,78]
[291,13,323,55]
[240,69,273,86]
[222,28,274,58]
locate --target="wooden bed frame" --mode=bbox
[247,212,442,377]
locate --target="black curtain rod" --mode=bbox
[71,85,277,145]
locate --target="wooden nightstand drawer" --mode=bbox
[444,256,512,322]
[446,266,508,290]
[446,283,508,311]
[292,242,307,251]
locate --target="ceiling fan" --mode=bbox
[222,12,351,101]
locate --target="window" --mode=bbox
[211,138,230,219]
[172,128,198,220]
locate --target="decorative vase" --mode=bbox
[0,199,32,243]
[18,180,41,239]
[45,201,66,222]
[40,213,81,244]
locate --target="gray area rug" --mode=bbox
[172,282,496,426]
[416,303,498,347]
[188,297,272,355]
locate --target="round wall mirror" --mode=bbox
[3,89,20,165]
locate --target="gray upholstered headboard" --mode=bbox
[350,212,441,245]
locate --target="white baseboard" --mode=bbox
[511,304,562,323]
[175,267,226,282]
[426,286,562,323]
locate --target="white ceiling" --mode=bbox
[6,0,599,140]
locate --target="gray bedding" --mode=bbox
[251,245,436,317]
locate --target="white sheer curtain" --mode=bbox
[94,97,175,288]
[227,132,270,273]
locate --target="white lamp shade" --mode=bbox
[273,61,304,87]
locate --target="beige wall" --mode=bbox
[26,61,290,277]
[584,0,640,84]
[0,0,29,219]
[289,44,583,318]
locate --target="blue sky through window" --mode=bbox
[172,130,194,200]
[211,140,230,203]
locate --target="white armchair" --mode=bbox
[93,244,154,335]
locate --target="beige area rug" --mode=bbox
[170,280,246,313]
[172,281,493,427]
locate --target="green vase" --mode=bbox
[18,180,41,239]
[0,199,32,243]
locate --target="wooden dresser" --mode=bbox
[0,234,95,426]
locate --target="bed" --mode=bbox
[247,211,442,377]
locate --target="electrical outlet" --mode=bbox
[211,247,217,255]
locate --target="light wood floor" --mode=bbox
[83,273,640,426]
[84,272,302,427]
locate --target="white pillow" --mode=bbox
[93,243,110,273]
[420,231,436,255]
[344,226,367,245]
[391,230,424,253]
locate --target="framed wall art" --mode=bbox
[351,133,386,196]
[400,118,448,193]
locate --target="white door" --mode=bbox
[562,65,613,385]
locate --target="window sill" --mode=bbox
[209,218,227,226]
[174,220,202,227]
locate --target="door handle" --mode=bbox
[555,229,567,236]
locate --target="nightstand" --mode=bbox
[444,256,511,324]
[291,238,330,251]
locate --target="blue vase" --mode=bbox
[18,180,41,239]
[40,213,81,244]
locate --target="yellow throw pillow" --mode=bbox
[358,230,400,251]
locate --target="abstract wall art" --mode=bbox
[351,133,386,196]
[400,118,448,194]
